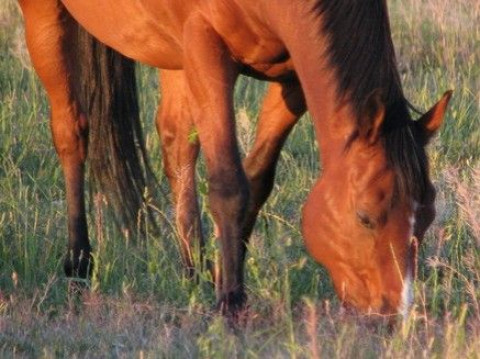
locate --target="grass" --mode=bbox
[1,0,480,357]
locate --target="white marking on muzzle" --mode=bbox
[390,209,417,319]
[399,272,413,319]
[399,211,416,318]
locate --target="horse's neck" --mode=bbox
[263,5,354,166]
[265,0,401,168]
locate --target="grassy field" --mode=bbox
[1,0,479,357]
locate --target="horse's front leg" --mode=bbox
[242,80,306,243]
[20,1,92,282]
[183,15,249,315]
[156,70,204,278]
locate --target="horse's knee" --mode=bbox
[208,171,249,216]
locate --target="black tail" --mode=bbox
[61,10,155,236]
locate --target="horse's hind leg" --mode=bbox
[156,70,203,277]
[242,80,306,242]
[20,1,92,280]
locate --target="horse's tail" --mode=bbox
[62,10,156,236]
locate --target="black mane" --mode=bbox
[316,0,429,202]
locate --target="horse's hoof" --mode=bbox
[64,251,94,280]
[216,289,248,317]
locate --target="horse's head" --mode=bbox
[302,91,451,318]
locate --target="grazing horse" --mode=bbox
[18,0,451,317]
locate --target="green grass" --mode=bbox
[1,0,480,357]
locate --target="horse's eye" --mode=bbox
[356,211,375,229]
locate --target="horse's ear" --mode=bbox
[418,91,453,141]
[361,89,385,144]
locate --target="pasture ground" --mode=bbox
[1,0,479,357]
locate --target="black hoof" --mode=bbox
[64,251,94,280]
[216,289,248,317]
[184,265,196,280]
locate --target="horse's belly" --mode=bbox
[61,0,183,68]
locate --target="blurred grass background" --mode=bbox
[0,0,479,357]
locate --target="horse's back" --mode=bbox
[58,0,293,77]
[22,0,298,77]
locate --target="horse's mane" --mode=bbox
[315,0,429,203]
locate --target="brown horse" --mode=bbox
[18,0,451,318]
